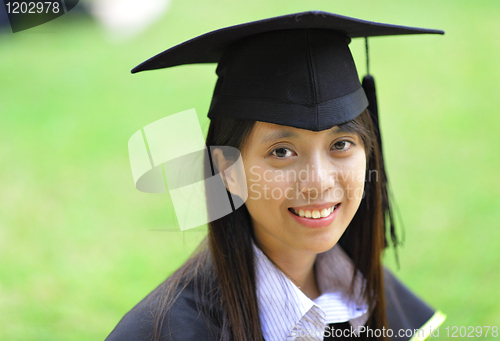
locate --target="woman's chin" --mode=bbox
[292,231,345,255]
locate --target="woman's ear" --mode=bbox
[211,147,244,198]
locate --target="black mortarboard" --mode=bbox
[132,11,442,129]
[132,11,443,246]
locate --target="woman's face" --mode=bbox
[237,121,367,258]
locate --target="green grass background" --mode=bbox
[0,0,499,340]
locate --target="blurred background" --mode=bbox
[0,0,499,340]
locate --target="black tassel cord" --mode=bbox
[361,38,401,258]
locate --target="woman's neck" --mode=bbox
[259,244,321,300]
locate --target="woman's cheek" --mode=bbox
[350,165,367,207]
[244,166,276,202]
[258,175,290,202]
[246,168,264,201]
[335,158,366,204]
[248,183,262,200]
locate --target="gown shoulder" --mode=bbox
[105,267,444,341]
[104,279,222,341]
[384,267,446,340]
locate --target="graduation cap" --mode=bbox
[131,11,444,244]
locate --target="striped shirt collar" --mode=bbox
[253,242,369,341]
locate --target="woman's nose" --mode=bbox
[297,154,335,198]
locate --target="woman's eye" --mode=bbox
[332,140,353,151]
[271,147,293,158]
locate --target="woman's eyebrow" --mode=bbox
[331,125,356,134]
[260,130,297,144]
[260,126,354,144]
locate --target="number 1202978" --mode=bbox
[5,2,61,14]
[446,326,498,338]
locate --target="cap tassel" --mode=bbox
[362,74,378,124]
[362,38,399,254]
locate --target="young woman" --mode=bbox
[106,11,446,341]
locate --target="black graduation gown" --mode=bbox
[104,267,441,341]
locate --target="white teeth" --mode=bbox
[320,208,329,218]
[292,205,338,219]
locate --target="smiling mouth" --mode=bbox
[288,204,340,219]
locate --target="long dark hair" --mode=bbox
[150,109,392,341]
